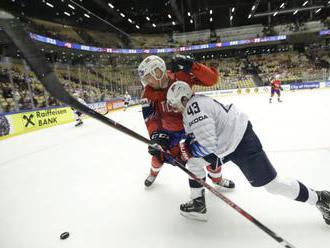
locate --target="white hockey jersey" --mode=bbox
[183,94,249,159]
[124,94,131,102]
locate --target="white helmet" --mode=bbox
[167,81,193,112]
[138,55,166,87]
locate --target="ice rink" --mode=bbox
[1,89,330,248]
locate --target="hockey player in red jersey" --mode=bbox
[138,54,235,189]
[269,75,283,103]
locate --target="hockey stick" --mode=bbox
[0,11,296,248]
[165,155,296,248]
[0,12,148,144]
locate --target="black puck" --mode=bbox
[60,232,70,240]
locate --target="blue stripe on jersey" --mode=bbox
[142,102,156,122]
[195,144,206,157]
[191,142,208,157]
[166,129,186,148]
[199,144,210,155]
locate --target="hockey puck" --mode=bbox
[60,232,70,240]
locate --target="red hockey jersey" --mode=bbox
[271,80,282,90]
[141,63,219,136]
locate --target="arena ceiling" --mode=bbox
[0,0,329,37]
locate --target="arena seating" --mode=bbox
[216,24,264,42]
[2,46,329,113]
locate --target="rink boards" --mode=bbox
[0,101,119,140]
[1,81,329,140]
[0,88,329,248]
[196,80,330,97]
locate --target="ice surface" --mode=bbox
[1,89,329,248]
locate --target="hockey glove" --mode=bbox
[170,54,194,73]
[148,131,170,160]
[203,153,222,171]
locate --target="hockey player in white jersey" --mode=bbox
[72,95,86,127]
[123,91,131,111]
[166,80,330,223]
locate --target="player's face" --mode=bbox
[168,97,188,113]
[143,68,168,89]
[171,105,183,113]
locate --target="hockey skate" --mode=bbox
[144,173,158,187]
[75,121,83,127]
[316,191,330,225]
[208,175,235,191]
[213,177,235,191]
[180,189,207,221]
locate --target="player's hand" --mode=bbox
[148,131,170,160]
[148,143,165,162]
[203,153,222,171]
[170,54,194,73]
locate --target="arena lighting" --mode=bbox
[248,14,252,18]
[64,11,71,16]
[84,13,90,18]
[210,9,213,14]
[280,3,285,8]
[152,23,156,27]
[187,12,191,16]
[210,17,213,22]
[135,25,140,29]
[68,0,130,37]
[250,0,261,16]
[232,7,235,12]
[146,16,150,21]
[68,4,75,10]
[172,21,175,25]
[254,5,325,17]
[108,3,114,8]
[128,18,133,23]
[303,1,308,7]
[273,12,278,16]
[230,16,233,20]
[120,13,125,18]
[46,2,54,8]
[190,19,193,23]
[315,8,321,13]
[168,14,172,19]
